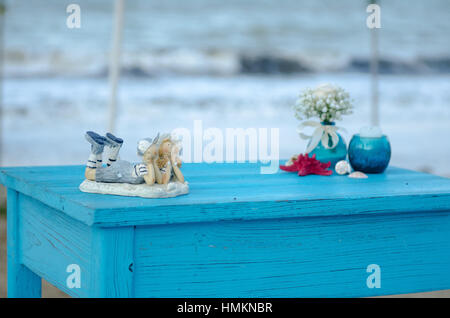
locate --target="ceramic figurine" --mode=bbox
[80,131,188,198]
[293,83,354,169]
[152,133,185,184]
[348,126,391,174]
[84,131,155,185]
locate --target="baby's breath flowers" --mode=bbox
[293,84,353,123]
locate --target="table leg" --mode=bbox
[89,226,134,297]
[7,189,42,298]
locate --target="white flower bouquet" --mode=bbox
[293,84,354,157]
[293,83,353,123]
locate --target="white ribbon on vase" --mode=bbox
[297,121,347,154]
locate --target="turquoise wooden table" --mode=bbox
[1,164,450,298]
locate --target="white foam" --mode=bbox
[3,73,450,176]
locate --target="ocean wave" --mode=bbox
[4,49,450,77]
[3,73,450,175]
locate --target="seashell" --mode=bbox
[348,171,368,179]
[284,154,299,167]
[335,160,351,175]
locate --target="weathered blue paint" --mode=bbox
[1,164,450,297]
[133,212,450,297]
[18,194,92,297]
[90,226,134,297]
[7,189,42,298]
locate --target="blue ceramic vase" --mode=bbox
[308,122,347,169]
[348,134,391,173]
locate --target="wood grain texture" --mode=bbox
[90,226,134,297]
[1,164,450,227]
[2,164,450,297]
[133,211,450,297]
[7,191,135,298]
[7,189,42,298]
[18,193,92,297]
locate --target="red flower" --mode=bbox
[280,153,332,176]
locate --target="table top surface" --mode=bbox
[1,164,450,227]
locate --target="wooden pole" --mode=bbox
[369,0,380,127]
[370,27,379,127]
[0,1,5,166]
[108,0,124,134]
[0,2,5,209]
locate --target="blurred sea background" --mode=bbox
[1,0,450,175]
[1,0,450,298]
